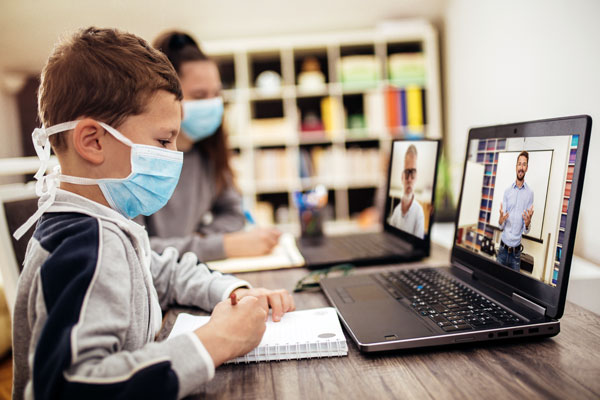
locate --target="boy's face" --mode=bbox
[102,90,181,179]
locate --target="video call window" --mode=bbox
[455,134,579,286]
[386,141,438,239]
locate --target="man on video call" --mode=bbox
[389,144,425,239]
[497,151,534,271]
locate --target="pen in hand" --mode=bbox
[230,292,238,306]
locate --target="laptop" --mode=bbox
[321,115,592,352]
[298,139,441,268]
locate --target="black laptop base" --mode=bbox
[321,266,559,352]
[298,232,425,269]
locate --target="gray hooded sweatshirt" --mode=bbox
[12,189,249,400]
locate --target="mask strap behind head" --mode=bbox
[13,120,132,240]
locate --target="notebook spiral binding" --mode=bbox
[235,336,346,364]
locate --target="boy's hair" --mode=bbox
[38,27,183,151]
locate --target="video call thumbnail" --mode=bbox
[386,141,439,240]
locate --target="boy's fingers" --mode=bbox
[269,293,284,322]
[247,293,269,316]
[238,295,257,305]
[282,291,295,312]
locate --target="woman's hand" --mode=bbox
[223,227,281,257]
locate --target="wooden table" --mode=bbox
[158,244,600,399]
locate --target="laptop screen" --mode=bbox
[385,140,440,241]
[455,132,581,287]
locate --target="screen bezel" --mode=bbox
[451,115,592,319]
[383,138,442,254]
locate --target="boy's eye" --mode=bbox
[158,139,171,147]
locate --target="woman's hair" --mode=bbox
[153,31,235,195]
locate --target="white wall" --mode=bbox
[444,0,600,263]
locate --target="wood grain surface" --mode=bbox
[158,245,600,400]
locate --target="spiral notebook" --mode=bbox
[167,307,348,363]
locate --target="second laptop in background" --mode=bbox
[298,139,441,268]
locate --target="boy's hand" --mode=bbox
[233,287,295,322]
[223,227,282,257]
[194,296,266,367]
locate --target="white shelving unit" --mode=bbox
[203,20,442,227]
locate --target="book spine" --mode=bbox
[399,89,407,128]
[406,85,423,133]
[320,96,342,138]
[385,88,399,130]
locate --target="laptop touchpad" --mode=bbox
[345,285,389,301]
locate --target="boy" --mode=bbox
[12,27,295,400]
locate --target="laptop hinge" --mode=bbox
[451,262,473,278]
[512,292,546,316]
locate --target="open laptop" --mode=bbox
[321,115,592,351]
[298,139,441,268]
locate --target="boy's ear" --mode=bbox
[71,118,106,165]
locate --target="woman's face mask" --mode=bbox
[181,97,224,142]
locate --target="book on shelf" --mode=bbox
[249,118,295,144]
[388,52,426,86]
[206,232,305,273]
[338,55,381,87]
[385,87,400,129]
[320,97,344,137]
[345,147,382,184]
[406,85,424,132]
[167,307,347,363]
[363,90,385,133]
[299,147,335,181]
[384,86,425,135]
[254,148,295,185]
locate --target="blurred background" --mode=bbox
[0,0,599,359]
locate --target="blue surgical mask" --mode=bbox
[13,120,183,239]
[181,97,224,141]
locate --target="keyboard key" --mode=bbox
[430,315,447,323]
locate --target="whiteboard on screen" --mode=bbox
[489,150,553,241]
[459,161,485,227]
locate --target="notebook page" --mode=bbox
[168,313,210,339]
[235,307,347,363]
[167,307,347,362]
[206,233,305,273]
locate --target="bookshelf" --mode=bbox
[463,138,506,252]
[552,134,579,286]
[202,20,442,227]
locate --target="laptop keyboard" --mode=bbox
[375,268,523,332]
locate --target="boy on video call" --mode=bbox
[12,27,294,400]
